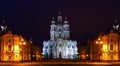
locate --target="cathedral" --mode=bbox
[42,12,78,59]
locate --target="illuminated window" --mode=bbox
[103,45,107,50]
[14,45,19,50]
[8,45,12,51]
[110,45,113,50]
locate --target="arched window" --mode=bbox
[46,46,49,50]
[110,39,113,42]
[68,45,70,48]
[8,45,12,51]
[72,46,74,48]
[110,44,113,50]
[8,39,11,42]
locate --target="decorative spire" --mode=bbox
[1,20,7,31]
[57,12,62,22]
[58,11,61,15]
[64,17,68,24]
[65,17,67,20]
[52,17,55,20]
[51,17,55,24]
[29,38,33,44]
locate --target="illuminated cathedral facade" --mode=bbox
[42,12,78,59]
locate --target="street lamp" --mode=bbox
[96,38,103,62]
[20,38,26,62]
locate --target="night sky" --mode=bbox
[0,0,120,47]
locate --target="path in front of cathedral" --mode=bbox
[1,61,120,66]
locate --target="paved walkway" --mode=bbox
[1,61,120,65]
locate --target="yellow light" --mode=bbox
[98,38,100,40]
[86,55,89,57]
[100,41,103,44]
[14,45,19,50]
[96,41,98,44]
[102,44,107,51]
[20,42,22,44]
[23,42,26,45]
[21,39,24,41]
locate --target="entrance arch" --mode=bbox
[57,41,63,59]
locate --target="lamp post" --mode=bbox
[96,38,103,62]
[20,38,26,62]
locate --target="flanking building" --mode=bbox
[0,21,31,62]
[90,20,120,61]
[30,43,42,61]
[42,12,78,59]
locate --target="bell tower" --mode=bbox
[57,12,62,23]
[50,17,56,40]
[63,17,70,40]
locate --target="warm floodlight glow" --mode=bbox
[23,42,26,45]
[98,38,100,40]
[96,41,98,44]
[20,38,26,45]
[14,45,19,50]
[21,39,24,41]
[102,44,107,51]
[100,41,103,44]
[96,38,103,44]
[20,42,22,44]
